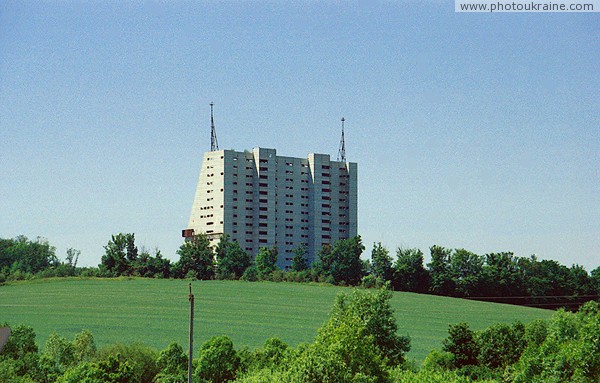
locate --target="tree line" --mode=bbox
[369,243,600,309]
[2,288,599,383]
[1,234,599,309]
[98,233,600,309]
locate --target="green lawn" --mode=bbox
[0,278,552,362]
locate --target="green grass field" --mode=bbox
[0,278,552,362]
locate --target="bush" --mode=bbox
[477,322,525,369]
[242,266,259,282]
[422,350,454,371]
[442,322,478,368]
[195,335,240,383]
[98,343,159,383]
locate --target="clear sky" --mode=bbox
[1,1,598,271]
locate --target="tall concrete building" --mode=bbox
[183,147,357,268]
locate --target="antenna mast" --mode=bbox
[337,117,346,162]
[210,102,219,151]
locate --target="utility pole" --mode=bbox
[188,283,194,383]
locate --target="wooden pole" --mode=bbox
[188,283,194,383]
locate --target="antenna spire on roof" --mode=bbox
[337,117,346,162]
[210,102,219,151]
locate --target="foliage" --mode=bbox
[442,322,478,368]
[98,342,159,383]
[100,233,137,276]
[508,301,600,383]
[393,247,429,293]
[57,354,135,383]
[195,335,240,383]
[592,266,600,294]
[174,234,214,280]
[43,332,75,371]
[0,236,58,276]
[287,316,388,383]
[156,342,188,375]
[241,265,259,281]
[215,235,252,279]
[422,350,455,372]
[371,242,393,281]
[316,236,366,285]
[72,330,97,363]
[476,321,526,369]
[290,246,308,272]
[389,367,498,383]
[448,249,484,297]
[481,252,525,297]
[238,338,289,374]
[328,287,410,366]
[254,247,278,279]
[427,245,455,296]
[1,323,39,359]
[155,342,188,383]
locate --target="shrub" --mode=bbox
[98,343,159,383]
[422,350,455,371]
[442,322,478,368]
[477,322,526,369]
[195,335,240,383]
[242,266,259,282]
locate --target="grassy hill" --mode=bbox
[0,278,552,362]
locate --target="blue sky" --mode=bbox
[1,1,598,270]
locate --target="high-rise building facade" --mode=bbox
[183,147,357,269]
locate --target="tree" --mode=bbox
[448,249,483,297]
[73,329,97,363]
[157,342,187,375]
[255,246,278,279]
[291,246,308,272]
[428,245,455,296]
[328,287,410,366]
[393,247,429,293]
[509,301,600,383]
[286,288,406,383]
[57,354,135,383]
[215,235,252,279]
[0,236,58,275]
[317,237,366,285]
[195,335,240,383]
[592,266,600,295]
[43,332,75,371]
[100,233,137,276]
[1,323,38,359]
[313,243,333,280]
[98,343,159,383]
[174,234,214,280]
[370,242,393,281]
[442,322,478,368]
[481,252,525,297]
[136,248,171,278]
[477,321,526,369]
[569,264,596,296]
[65,248,80,270]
